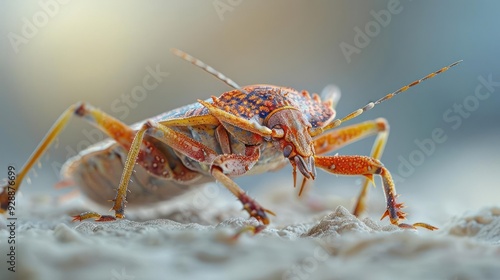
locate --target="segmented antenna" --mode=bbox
[311,60,463,136]
[171,48,248,94]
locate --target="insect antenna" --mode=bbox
[171,48,248,94]
[311,60,462,136]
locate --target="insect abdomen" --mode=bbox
[61,138,210,207]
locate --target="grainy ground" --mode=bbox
[1,184,499,280]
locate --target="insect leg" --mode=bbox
[146,122,275,224]
[312,118,389,217]
[211,167,275,225]
[0,102,143,213]
[198,99,284,139]
[1,104,74,213]
[73,118,273,224]
[215,125,232,154]
[0,101,183,215]
[210,145,275,225]
[163,120,276,224]
[72,117,219,221]
[314,155,437,230]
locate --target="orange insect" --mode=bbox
[0,49,461,231]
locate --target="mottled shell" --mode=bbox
[211,85,336,128]
[154,84,335,129]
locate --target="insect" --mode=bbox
[0,49,461,231]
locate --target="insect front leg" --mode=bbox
[162,122,276,224]
[313,118,389,217]
[210,145,276,225]
[314,155,437,230]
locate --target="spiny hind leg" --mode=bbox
[0,100,183,219]
[74,118,274,225]
[71,115,216,221]
[314,155,436,230]
[0,102,143,214]
[313,118,389,217]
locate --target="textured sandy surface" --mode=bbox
[1,186,499,280]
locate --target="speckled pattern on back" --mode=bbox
[155,85,336,128]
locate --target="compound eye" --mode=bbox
[283,144,293,158]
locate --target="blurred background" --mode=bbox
[0,0,499,223]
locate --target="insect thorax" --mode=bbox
[212,85,336,128]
